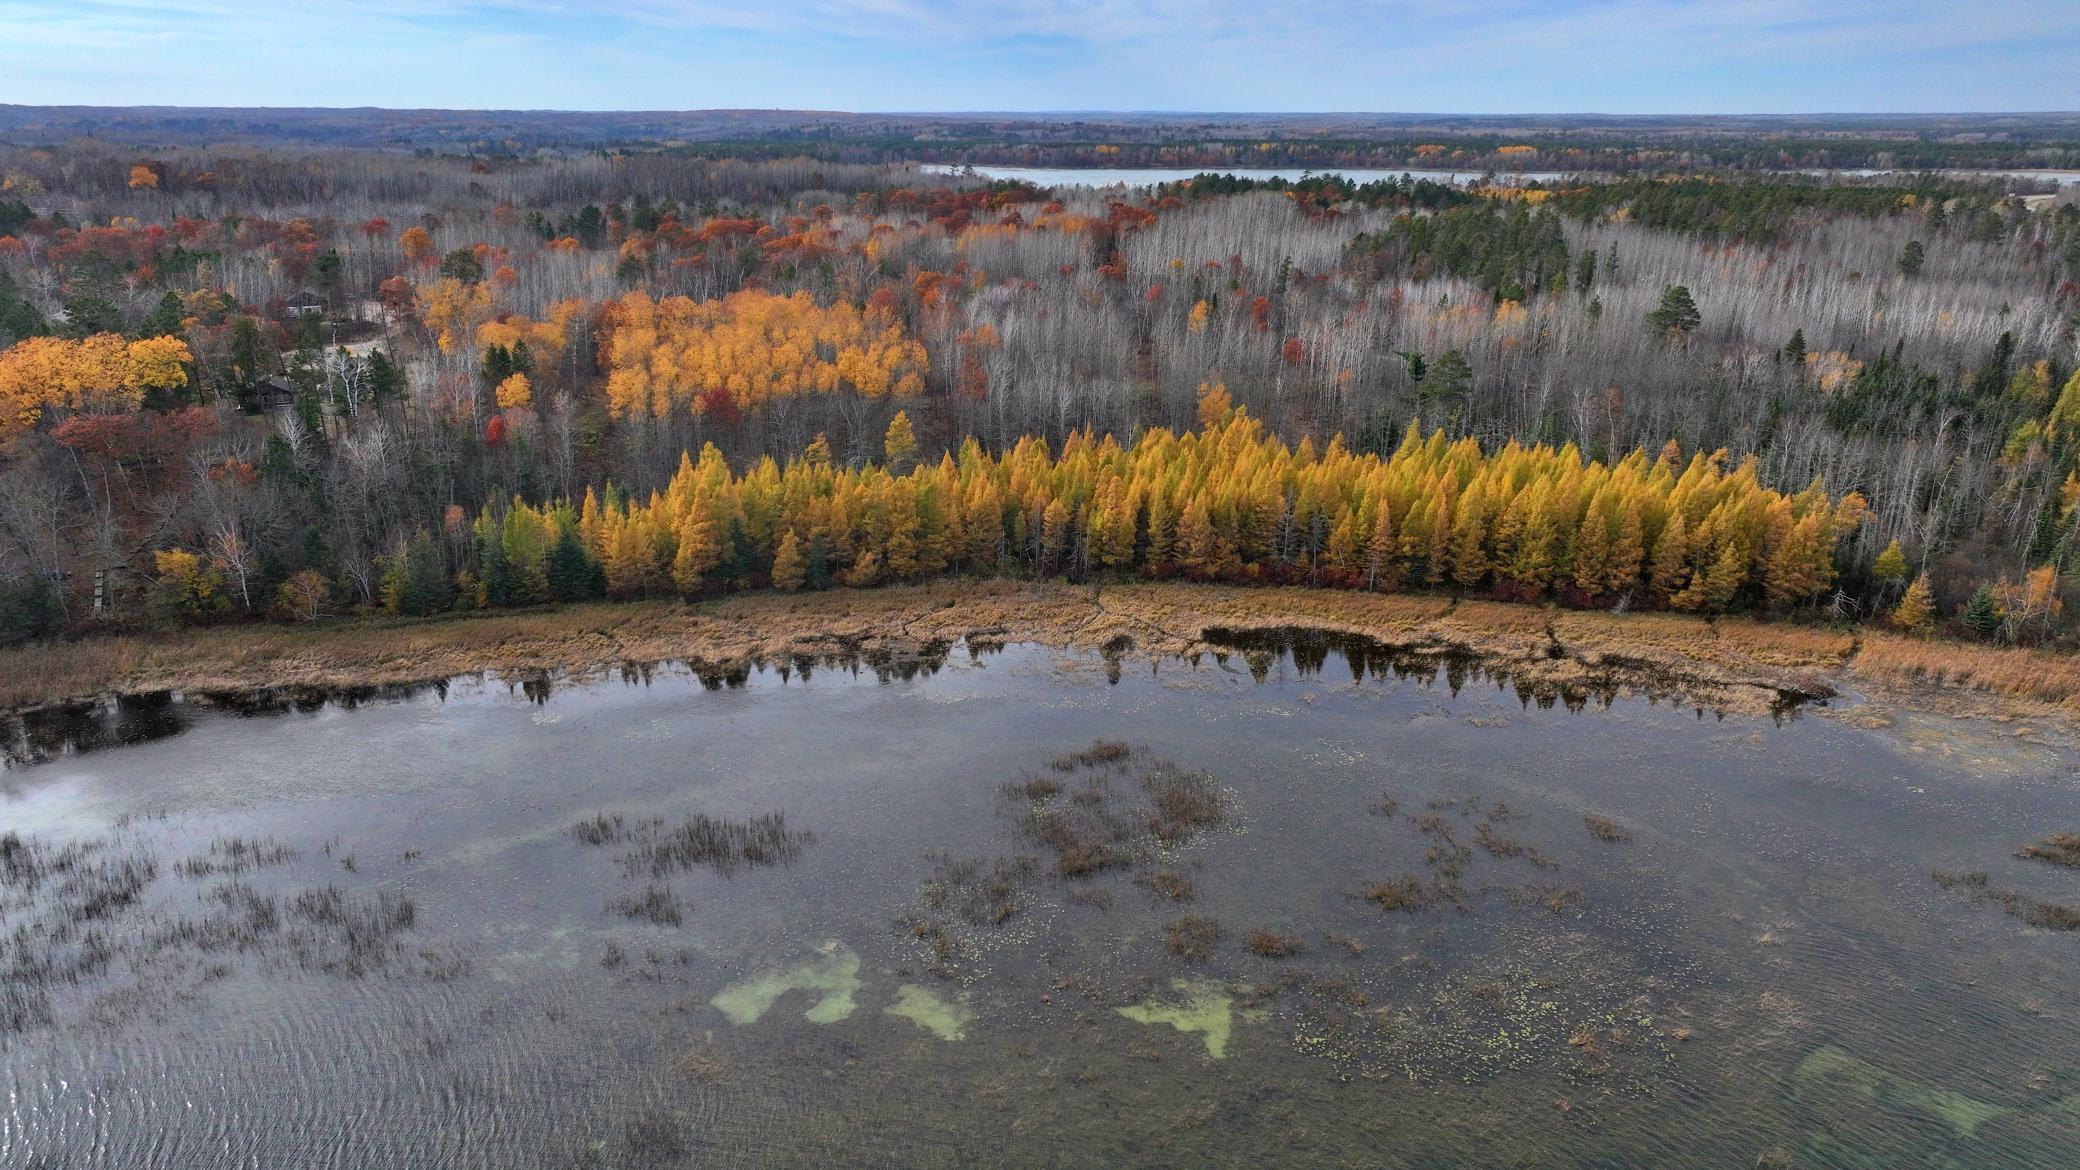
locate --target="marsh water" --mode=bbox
[5,635,2080,1168]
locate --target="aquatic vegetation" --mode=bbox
[1931,869,2080,931]
[1011,742,1233,880]
[710,943,862,1025]
[1141,762,1227,842]
[174,836,295,878]
[1164,914,1223,962]
[1790,1045,2009,1142]
[898,853,1038,976]
[1117,979,1236,1059]
[289,885,418,973]
[1050,740,1132,771]
[582,810,811,877]
[1135,867,1195,902]
[1363,873,1436,913]
[610,882,684,926]
[667,1044,728,1085]
[1583,814,1633,843]
[571,812,630,846]
[2017,832,2080,868]
[885,984,975,1040]
[1244,929,1303,958]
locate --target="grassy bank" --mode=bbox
[3,580,2076,721]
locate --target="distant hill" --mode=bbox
[3,105,2078,151]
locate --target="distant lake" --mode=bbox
[918,164,1568,187]
[922,163,2080,189]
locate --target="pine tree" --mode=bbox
[1960,585,2002,639]
[1781,328,1808,365]
[1647,285,1701,337]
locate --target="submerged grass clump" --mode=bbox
[636,812,809,876]
[1164,914,1223,962]
[611,882,685,927]
[582,811,810,877]
[1136,867,1195,902]
[572,813,629,846]
[290,885,418,972]
[1363,874,1436,914]
[1244,929,1303,958]
[1932,869,2080,931]
[176,836,295,878]
[898,853,1038,976]
[1583,814,1633,844]
[2017,833,2080,869]
[1051,740,1132,771]
[1009,741,1232,880]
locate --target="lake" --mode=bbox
[917,165,1568,188]
[4,634,2078,1168]
[921,164,2080,189]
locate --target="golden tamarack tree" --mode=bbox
[461,398,1864,613]
[598,289,927,418]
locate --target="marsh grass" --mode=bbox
[1583,814,1633,843]
[1009,742,1230,879]
[1932,869,2080,931]
[1136,867,1195,902]
[2017,833,2080,869]
[1363,874,1435,913]
[1164,915,1222,962]
[176,836,295,878]
[611,883,685,927]
[1244,929,1304,958]
[594,811,810,877]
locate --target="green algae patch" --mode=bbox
[1791,1045,2008,1141]
[1117,979,1234,1059]
[710,943,862,1026]
[885,984,975,1041]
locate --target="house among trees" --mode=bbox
[253,374,298,412]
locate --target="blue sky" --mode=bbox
[0,1,2075,113]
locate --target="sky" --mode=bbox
[0,0,2076,114]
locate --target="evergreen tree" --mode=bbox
[1896,239,1926,277]
[1781,328,1808,365]
[382,534,451,616]
[546,526,599,602]
[1647,285,1701,337]
[138,291,186,340]
[1960,585,2002,639]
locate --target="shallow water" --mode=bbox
[4,637,2079,1168]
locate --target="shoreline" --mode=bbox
[4,581,2076,726]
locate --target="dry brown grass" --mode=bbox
[1851,632,2080,714]
[4,580,2076,723]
